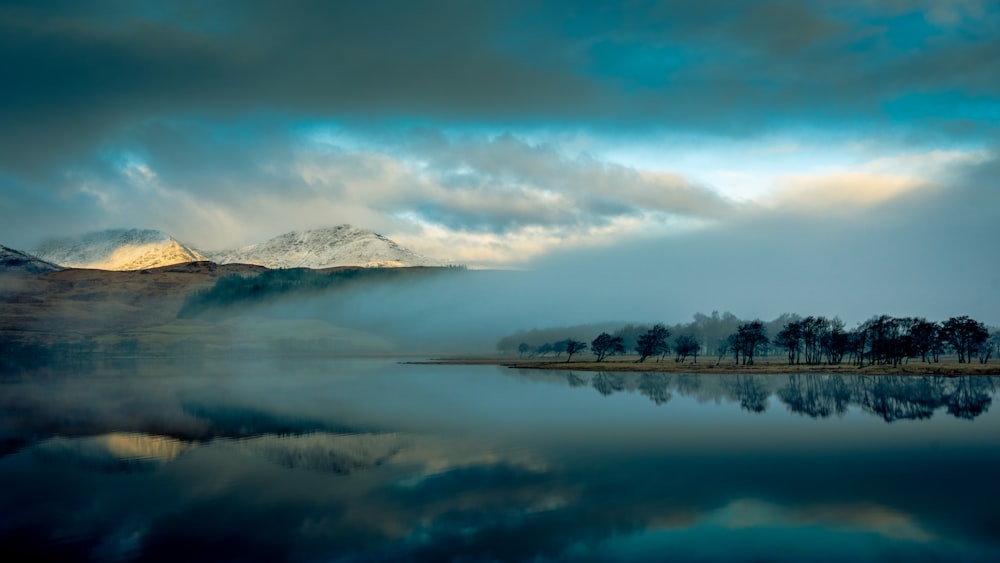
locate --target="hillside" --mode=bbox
[0,261,463,368]
[0,262,267,346]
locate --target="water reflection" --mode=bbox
[32,432,191,473]
[638,373,672,405]
[556,371,998,422]
[0,360,998,561]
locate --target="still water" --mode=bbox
[1,359,998,562]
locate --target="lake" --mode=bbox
[1,359,998,561]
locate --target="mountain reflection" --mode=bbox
[555,372,998,421]
[32,432,192,473]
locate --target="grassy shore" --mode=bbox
[414,356,1000,376]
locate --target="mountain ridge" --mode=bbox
[0,244,63,275]
[206,225,446,269]
[11,225,448,272]
[33,228,207,271]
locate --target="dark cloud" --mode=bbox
[3,0,999,178]
[0,0,598,176]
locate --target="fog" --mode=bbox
[235,166,998,355]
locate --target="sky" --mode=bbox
[1,0,999,323]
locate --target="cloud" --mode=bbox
[0,0,598,177]
[3,0,999,182]
[711,498,936,543]
[292,131,737,262]
[772,171,929,210]
[2,120,741,260]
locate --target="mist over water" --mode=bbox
[1,358,998,561]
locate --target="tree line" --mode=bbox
[498,312,999,366]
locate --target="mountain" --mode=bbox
[33,229,208,271]
[0,245,63,275]
[207,225,446,269]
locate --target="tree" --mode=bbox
[800,316,827,365]
[715,336,732,365]
[907,319,941,363]
[821,317,848,365]
[848,326,867,366]
[773,320,802,365]
[635,324,670,363]
[735,321,768,365]
[612,324,648,356]
[536,342,554,357]
[517,342,530,358]
[941,316,990,363]
[982,332,1000,364]
[857,315,908,366]
[564,339,588,363]
[591,332,625,362]
[674,334,700,363]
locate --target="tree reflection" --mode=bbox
[947,377,993,420]
[674,374,702,396]
[549,370,999,423]
[592,372,625,396]
[778,375,851,418]
[728,376,769,413]
[854,376,946,422]
[638,374,672,405]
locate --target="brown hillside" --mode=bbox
[0,262,266,345]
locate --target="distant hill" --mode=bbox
[34,229,207,271]
[206,225,446,269]
[0,245,62,275]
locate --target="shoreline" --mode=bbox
[409,357,1000,376]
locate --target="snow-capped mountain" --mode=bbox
[0,244,63,274]
[33,229,208,271]
[207,225,446,269]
